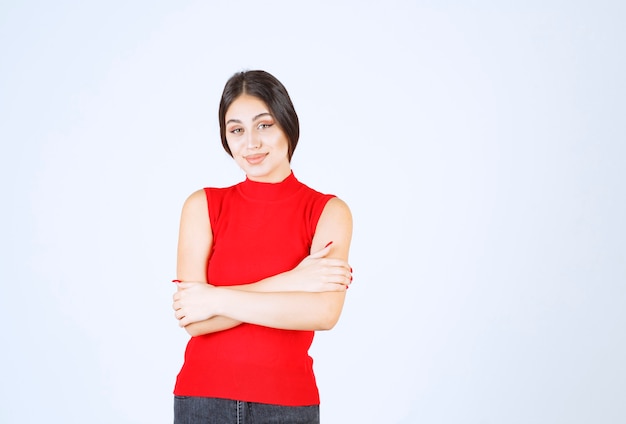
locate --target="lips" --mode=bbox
[244,153,268,164]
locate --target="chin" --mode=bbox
[243,168,269,179]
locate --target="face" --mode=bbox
[225,94,291,183]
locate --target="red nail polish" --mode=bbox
[172,279,182,283]
[324,241,333,248]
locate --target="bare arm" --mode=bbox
[174,197,353,331]
[174,189,243,335]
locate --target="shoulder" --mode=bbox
[294,176,351,223]
[313,196,353,258]
[319,197,352,226]
[183,181,239,209]
[296,179,345,212]
[182,188,208,212]
[179,189,211,229]
[317,197,352,236]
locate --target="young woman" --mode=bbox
[171,70,353,424]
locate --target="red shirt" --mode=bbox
[174,172,334,406]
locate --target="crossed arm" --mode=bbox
[172,189,353,336]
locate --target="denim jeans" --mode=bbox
[174,396,320,424]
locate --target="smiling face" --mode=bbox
[225,94,292,183]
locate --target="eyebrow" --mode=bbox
[226,112,273,125]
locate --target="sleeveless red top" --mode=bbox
[174,172,334,406]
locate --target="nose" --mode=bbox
[246,131,261,149]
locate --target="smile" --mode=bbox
[244,153,268,164]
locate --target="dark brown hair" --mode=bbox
[218,70,300,161]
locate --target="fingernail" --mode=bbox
[324,241,333,248]
[350,267,353,273]
[172,279,182,283]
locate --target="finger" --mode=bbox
[335,281,349,291]
[177,281,209,290]
[330,281,349,291]
[310,241,334,258]
[322,272,350,288]
[315,281,346,292]
[320,258,351,269]
[324,265,352,279]
[340,271,352,287]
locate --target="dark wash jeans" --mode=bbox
[174,396,320,424]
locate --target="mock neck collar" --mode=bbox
[237,171,302,201]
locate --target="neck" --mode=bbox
[238,171,301,201]
[246,164,292,183]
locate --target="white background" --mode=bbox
[1,1,625,423]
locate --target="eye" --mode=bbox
[229,127,243,134]
[258,123,273,130]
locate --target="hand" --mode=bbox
[288,243,353,292]
[172,281,218,327]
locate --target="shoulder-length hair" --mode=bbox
[218,70,300,161]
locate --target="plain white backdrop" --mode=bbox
[1,1,625,423]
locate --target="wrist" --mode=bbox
[211,286,227,317]
[274,269,293,291]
